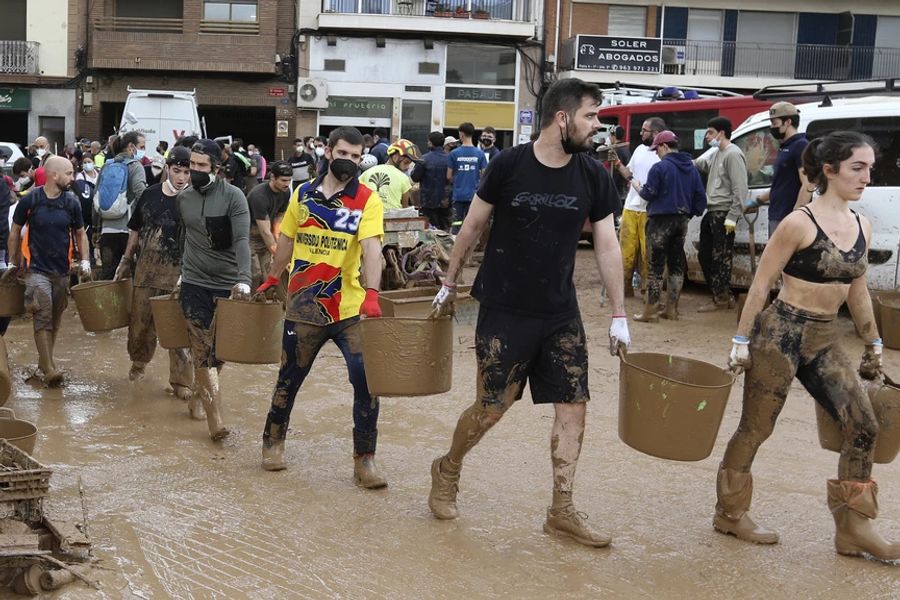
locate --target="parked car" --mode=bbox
[0,141,25,177]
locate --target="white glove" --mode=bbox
[230,282,251,301]
[78,259,92,281]
[724,219,737,234]
[729,336,751,374]
[608,317,631,355]
[432,283,457,316]
[114,256,132,281]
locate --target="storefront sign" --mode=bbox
[445,101,515,130]
[446,87,515,103]
[0,88,31,111]
[324,97,393,118]
[575,35,661,73]
[268,88,286,97]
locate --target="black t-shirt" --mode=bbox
[290,152,314,182]
[246,181,290,252]
[127,184,182,289]
[12,187,84,276]
[473,143,619,318]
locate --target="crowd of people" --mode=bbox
[0,78,896,562]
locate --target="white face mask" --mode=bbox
[36,148,47,157]
[315,147,325,157]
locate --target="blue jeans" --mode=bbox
[263,317,380,454]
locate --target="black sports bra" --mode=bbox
[782,207,867,284]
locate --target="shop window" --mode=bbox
[807,117,900,187]
[446,44,516,86]
[203,0,257,22]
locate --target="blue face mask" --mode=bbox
[83,162,95,172]
[135,149,146,160]
[709,139,720,149]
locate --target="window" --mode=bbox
[608,5,646,37]
[732,127,780,188]
[324,59,346,72]
[116,0,183,19]
[0,0,26,41]
[419,62,440,75]
[807,117,900,187]
[204,0,257,21]
[629,108,717,158]
[446,45,516,86]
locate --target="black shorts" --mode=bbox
[475,305,590,408]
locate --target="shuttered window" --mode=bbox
[608,5,646,37]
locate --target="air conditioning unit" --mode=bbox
[662,46,686,65]
[296,78,328,110]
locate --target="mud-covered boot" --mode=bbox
[698,296,735,313]
[633,300,659,323]
[623,277,635,298]
[173,384,193,401]
[353,454,387,489]
[262,438,286,471]
[128,361,147,381]
[714,467,779,544]
[429,456,460,520]
[187,392,205,420]
[827,479,900,561]
[34,330,63,386]
[196,368,229,441]
[660,292,680,320]
[543,506,611,548]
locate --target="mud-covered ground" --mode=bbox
[3,247,898,599]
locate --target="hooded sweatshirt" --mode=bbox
[639,152,707,218]
[694,143,748,223]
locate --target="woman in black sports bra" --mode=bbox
[713,131,898,562]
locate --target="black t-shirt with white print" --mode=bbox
[472,143,619,318]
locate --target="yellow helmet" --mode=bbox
[387,139,423,163]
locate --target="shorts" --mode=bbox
[475,305,590,408]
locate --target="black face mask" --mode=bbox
[769,126,785,141]
[190,170,215,192]
[559,115,588,155]
[329,158,357,182]
[482,139,493,146]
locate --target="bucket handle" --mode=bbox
[0,407,15,420]
[617,346,736,388]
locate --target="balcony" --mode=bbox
[93,16,184,33]
[318,0,534,39]
[0,41,40,75]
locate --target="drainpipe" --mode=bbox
[553,0,561,72]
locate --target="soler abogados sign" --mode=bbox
[574,35,662,73]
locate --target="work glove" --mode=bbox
[230,282,251,301]
[268,243,277,256]
[729,336,751,374]
[0,264,18,283]
[859,338,883,380]
[432,282,457,317]
[114,256,133,281]
[256,275,280,300]
[78,260,92,283]
[608,317,631,356]
[724,219,737,235]
[360,288,382,318]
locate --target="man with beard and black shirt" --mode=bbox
[289,138,315,191]
[428,78,630,548]
[115,146,195,398]
[246,160,292,291]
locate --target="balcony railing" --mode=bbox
[199,19,260,34]
[93,16,183,33]
[322,0,530,22]
[0,40,39,75]
[662,39,900,81]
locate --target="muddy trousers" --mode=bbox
[128,285,194,390]
[698,211,735,303]
[722,300,878,481]
[99,232,129,281]
[180,282,230,369]
[620,208,648,286]
[420,206,452,232]
[24,272,68,332]
[645,214,688,307]
[250,248,287,301]
[263,317,380,455]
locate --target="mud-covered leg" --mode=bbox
[169,348,195,400]
[662,217,688,320]
[127,286,157,381]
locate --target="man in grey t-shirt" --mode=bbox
[246,160,291,291]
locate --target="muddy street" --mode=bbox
[1,247,897,599]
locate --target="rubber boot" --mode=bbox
[623,278,635,298]
[353,454,387,489]
[429,455,460,520]
[713,467,779,544]
[188,391,205,420]
[195,368,229,441]
[660,291,680,320]
[543,506,612,548]
[262,438,286,471]
[129,361,147,381]
[34,330,63,386]
[633,300,659,323]
[698,295,735,313]
[827,479,900,561]
[173,384,193,401]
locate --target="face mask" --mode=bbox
[709,138,720,149]
[559,115,588,155]
[36,148,47,157]
[329,158,357,182]
[315,147,326,157]
[190,170,216,192]
[135,149,146,160]
[769,126,785,141]
[83,162,95,172]
[16,176,30,187]
[482,139,493,146]
[151,166,163,176]
[164,178,187,195]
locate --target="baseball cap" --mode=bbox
[649,130,678,150]
[191,138,222,165]
[166,145,192,167]
[269,160,292,178]
[443,136,459,146]
[387,139,423,163]
[769,101,799,119]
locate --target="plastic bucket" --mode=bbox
[150,293,190,350]
[815,375,900,464]
[0,337,10,406]
[618,351,735,461]
[213,297,284,364]
[360,316,453,397]
[0,281,25,317]
[0,407,38,455]
[873,291,900,346]
[71,279,132,332]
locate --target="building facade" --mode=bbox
[547,1,900,92]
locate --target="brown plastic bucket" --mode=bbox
[0,337,10,406]
[213,296,284,364]
[360,316,453,397]
[71,279,132,332]
[873,291,900,345]
[815,375,900,464]
[150,293,190,350]
[0,407,37,455]
[0,280,25,317]
[618,351,735,461]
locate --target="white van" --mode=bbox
[118,87,203,159]
[686,96,900,291]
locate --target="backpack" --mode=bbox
[94,157,136,220]
[232,151,251,175]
